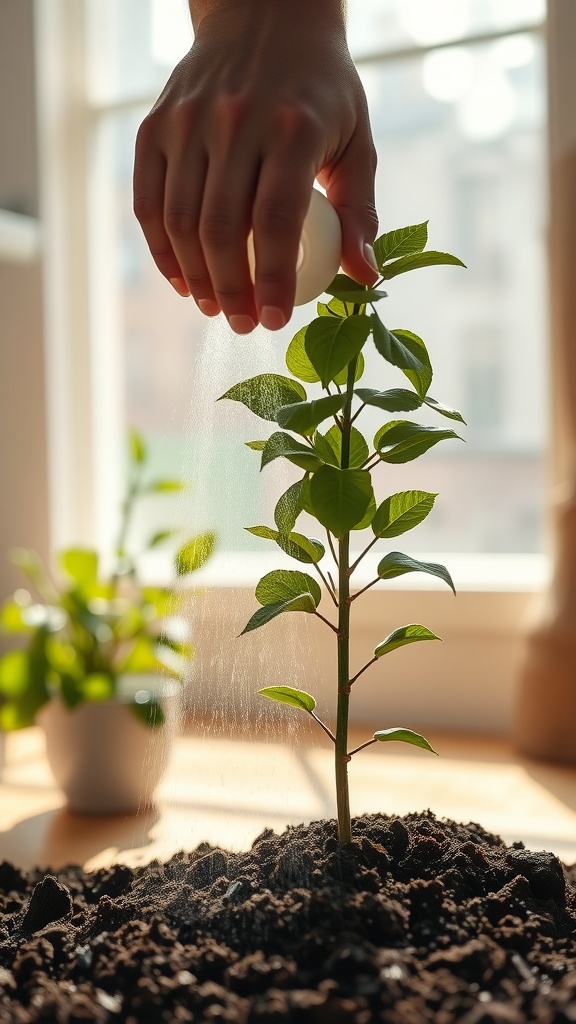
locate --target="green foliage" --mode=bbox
[0,429,213,730]
[219,374,306,421]
[219,219,465,844]
[258,686,316,713]
[374,624,440,658]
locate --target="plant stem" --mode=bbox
[335,356,357,846]
[314,610,339,633]
[326,530,339,569]
[348,656,377,687]
[348,737,377,757]
[310,710,336,743]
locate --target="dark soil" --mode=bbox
[0,811,575,1023]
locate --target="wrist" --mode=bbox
[188,0,346,36]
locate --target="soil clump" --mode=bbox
[0,811,575,1022]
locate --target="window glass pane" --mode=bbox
[105,24,547,558]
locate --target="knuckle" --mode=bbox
[199,211,234,248]
[165,207,195,239]
[254,199,296,237]
[133,195,157,224]
[276,102,321,147]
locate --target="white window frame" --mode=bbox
[33,0,560,734]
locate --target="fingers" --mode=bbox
[252,153,317,330]
[321,127,379,286]
[164,151,221,317]
[133,132,190,298]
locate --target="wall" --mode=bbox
[0,0,50,608]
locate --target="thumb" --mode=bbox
[323,133,379,286]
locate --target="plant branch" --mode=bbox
[350,578,379,602]
[349,535,379,574]
[310,710,336,744]
[348,656,377,687]
[350,402,366,425]
[313,563,338,606]
[361,454,381,472]
[348,737,377,757]
[326,530,339,569]
[314,609,339,633]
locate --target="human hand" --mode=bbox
[133,0,378,334]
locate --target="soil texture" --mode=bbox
[0,811,575,1023]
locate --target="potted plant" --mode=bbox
[0,429,215,813]
[221,219,465,844]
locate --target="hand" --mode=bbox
[133,0,378,334]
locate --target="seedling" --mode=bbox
[220,222,465,845]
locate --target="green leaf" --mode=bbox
[175,531,216,575]
[59,548,98,588]
[371,315,432,398]
[78,673,115,702]
[355,387,422,413]
[372,490,437,539]
[258,685,316,713]
[219,373,306,421]
[245,440,267,451]
[261,432,323,472]
[326,273,387,304]
[317,296,356,318]
[0,650,29,697]
[131,697,166,729]
[146,529,178,550]
[374,624,440,658]
[314,424,369,470]
[116,636,161,674]
[308,466,374,537]
[286,326,321,383]
[245,526,324,564]
[424,396,466,424]
[305,315,371,388]
[374,421,462,464]
[241,599,309,634]
[392,330,433,397]
[144,479,186,494]
[373,727,437,754]
[274,480,304,534]
[0,598,32,634]
[255,569,321,608]
[0,702,36,731]
[381,250,466,280]
[334,352,365,386]
[128,428,147,465]
[351,495,376,531]
[376,552,455,594]
[275,395,345,436]
[374,222,428,267]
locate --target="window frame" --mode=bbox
[33,0,558,733]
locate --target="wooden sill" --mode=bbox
[0,723,575,872]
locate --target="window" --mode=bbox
[35,0,551,733]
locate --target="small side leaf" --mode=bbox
[255,569,321,608]
[258,685,316,713]
[276,395,345,436]
[326,273,387,304]
[246,440,267,451]
[286,326,321,384]
[219,374,306,421]
[377,552,455,594]
[59,549,98,588]
[305,315,371,388]
[314,424,369,470]
[381,251,466,280]
[144,479,186,493]
[241,596,314,635]
[274,480,304,534]
[129,428,147,464]
[374,222,428,267]
[374,624,440,658]
[374,421,462,464]
[356,387,422,413]
[372,491,438,539]
[261,432,323,472]
[424,396,466,424]
[308,466,374,537]
[175,532,216,575]
[374,727,438,754]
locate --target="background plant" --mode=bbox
[0,430,215,730]
[221,221,465,845]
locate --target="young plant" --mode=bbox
[220,221,465,845]
[0,430,215,730]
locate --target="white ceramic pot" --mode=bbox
[39,677,180,815]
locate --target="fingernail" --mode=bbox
[198,298,220,317]
[229,315,256,335]
[363,242,379,274]
[169,277,190,297]
[260,306,286,331]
